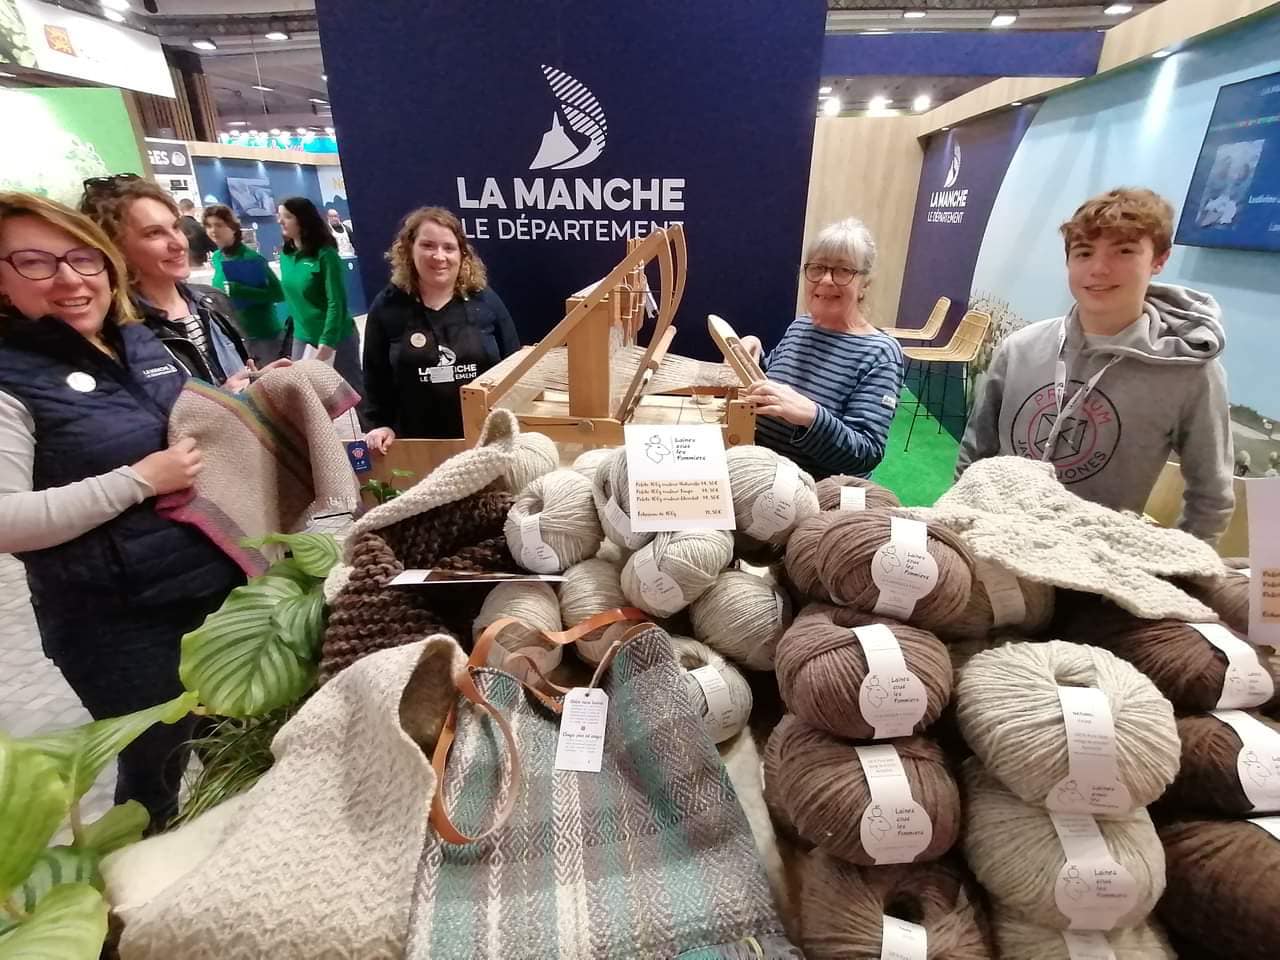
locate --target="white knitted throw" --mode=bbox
[908,456,1227,621]
[113,636,465,960]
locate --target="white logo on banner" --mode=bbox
[943,143,962,188]
[529,65,608,171]
[929,139,968,224]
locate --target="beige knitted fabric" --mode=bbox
[115,636,465,960]
[910,456,1226,621]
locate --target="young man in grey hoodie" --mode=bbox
[956,187,1234,543]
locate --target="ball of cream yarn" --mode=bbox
[505,469,602,573]
[962,759,1165,929]
[571,446,615,481]
[993,909,1176,960]
[689,570,792,670]
[725,446,820,560]
[473,581,564,680]
[591,447,654,551]
[560,557,631,665]
[956,640,1180,809]
[500,430,559,494]
[671,636,753,743]
[620,529,733,617]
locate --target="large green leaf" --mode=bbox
[0,883,107,960]
[78,801,148,857]
[240,532,339,578]
[180,576,316,717]
[0,738,70,902]
[22,693,197,803]
[17,847,100,914]
[260,557,315,590]
[271,589,327,660]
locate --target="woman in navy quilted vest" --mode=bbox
[0,193,243,827]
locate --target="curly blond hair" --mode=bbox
[387,207,486,298]
[1060,187,1175,258]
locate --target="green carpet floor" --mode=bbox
[872,386,960,507]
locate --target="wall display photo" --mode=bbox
[226,177,277,218]
[0,0,35,66]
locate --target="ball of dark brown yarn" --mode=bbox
[814,474,902,512]
[1160,712,1280,817]
[783,514,837,600]
[763,716,960,865]
[1179,565,1250,635]
[1158,818,1280,960]
[776,605,951,740]
[802,854,991,960]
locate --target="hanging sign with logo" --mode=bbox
[144,138,193,178]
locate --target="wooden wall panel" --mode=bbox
[916,77,1078,137]
[1099,0,1279,72]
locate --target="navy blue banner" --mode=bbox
[315,0,827,360]
[822,32,1102,79]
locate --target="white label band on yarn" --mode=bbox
[603,495,648,549]
[1212,709,1280,812]
[871,517,938,620]
[855,743,933,865]
[879,915,927,960]
[688,665,749,743]
[1247,815,1280,842]
[1189,622,1275,709]
[632,550,684,616]
[518,515,560,574]
[853,624,928,738]
[1048,686,1134,815]
[555,688,609,773]
[1049,812,1139,931]
[1061,930,1118,960]
[976,557,1026,628]
[839,486,867,511]
[746,458,801,539]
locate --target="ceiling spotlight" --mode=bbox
[308,97,328,105]
[903,10,927,18]
[103,8,126,22]
[269,128,283,136]
[822,97,842,117]
[869,95,890,112]
[0,70,16,78]
[819,85,832,94]
[192,39,217,51]
[1011,100,1024,106]
[100,0,131,10]
[296,127,308,134]
[861,28,891,34]
[941,126,950,131]
[248,130,261,136]
[1103,3,1133,14]
[1152,47,1173,58]
[913,94,931,112]
[251,84,274,92]
[324,126,335,135]
[265,31,289,41]
[990,13,1018,28]
[322,73,328,81]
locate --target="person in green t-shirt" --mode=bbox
[276,196,363,399]
[204,204,286,364]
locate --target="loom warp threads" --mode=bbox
[813,474,902,512]
[620,529,733,617]
[670,635,753,743]
[689,570,793,670]
[505,469,602,573]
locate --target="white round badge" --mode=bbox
[66,372,96,393]
[409,332,428,348]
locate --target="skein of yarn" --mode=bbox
[962,760,1165,930]
[670,636,753,743]
[725,446,820,561]
[1161,711,1280,817]
[501,431,559,494]
[938,558,1054,642]
[504,469,602,574]
[801,855,991,960]
[570,446,615,481]
[992,909,1175,960]
[1157,818,1280,960]
[775,606,951,741]
[559,558,631,665]
[472,581,564,679]
[1179,564,1249,635]
[591,447,654,551]
[956,640,1180,810]
[689,570,793,670]
[813,474,902,513]
[764,716,960,866]
[781,514,834,600]
[620,529,733,617]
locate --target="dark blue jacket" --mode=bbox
[0,312,242,611]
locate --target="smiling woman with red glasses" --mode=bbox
[0,192,243,827]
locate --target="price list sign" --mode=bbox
[623,424,735,532]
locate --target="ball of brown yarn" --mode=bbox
[1179,565,1250,635]
[763,716,960,866]
[782,514,836,600]
[801,854,991,960]
[993,909,1175,960]
[775,605,952,741]
[1161,712,1280,817]
[938,561,1055,642]
[814,474,902,512]
[1158,818,1280,960]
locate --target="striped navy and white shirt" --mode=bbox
[754,317,904,479]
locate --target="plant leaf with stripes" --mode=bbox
[0,883,107,960]
[16,847,101,915]
[0,737,69,902]
[240,532,339,578]
[78,801,148,857]
[271,589,327,661]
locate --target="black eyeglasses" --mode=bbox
[0,248,108,281]
[82,172,142,195]
[802,262,859,286]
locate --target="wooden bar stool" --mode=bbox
[900,309,992,451]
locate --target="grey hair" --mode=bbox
[804,217,877,277]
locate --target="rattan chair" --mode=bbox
[879,296,951,342]
[900,309,992,451]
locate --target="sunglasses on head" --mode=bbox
[81,173,143,196]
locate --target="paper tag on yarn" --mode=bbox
[879,915,927,960]
[1212,709,1280,811]
[1189,622,1274,709]
[1049,812,1139,930]
[1247,815,1280,841]
[631,551,685,616]
[855,743,933,864]
[1060,931,1118,960]
[871,517,938,621]
[853,624,928,738]
[1048,686,1133,815]
[976,557,1026,628]
[839,486,868,511]
[688,665,749,743]
[746,458,801,539]
[390,570,566,586]
[1245,479,1280,644]
[624,424,735,532]
[555,688,609,773]
[516,515,559,574]
[602,495,649,550]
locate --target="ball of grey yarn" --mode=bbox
[963,759,1165,930]
[993,908,1176,960]
[592,447,655,551]
[505,469,602,573]
[560,557,630,665]
[571,446,615,481]
[726,446,820,560]
[620,530,733,617]
[671,635,753,743]
[956,639,1179,809]
[813,474,902,512]
[690,570,793,670]
[473,581,564,679]
[501,431,559,494]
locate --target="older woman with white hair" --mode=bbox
[740,217,904,478]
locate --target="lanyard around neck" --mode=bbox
[1041,319,1121,463]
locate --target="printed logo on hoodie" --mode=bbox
[1009,380,1121,484]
